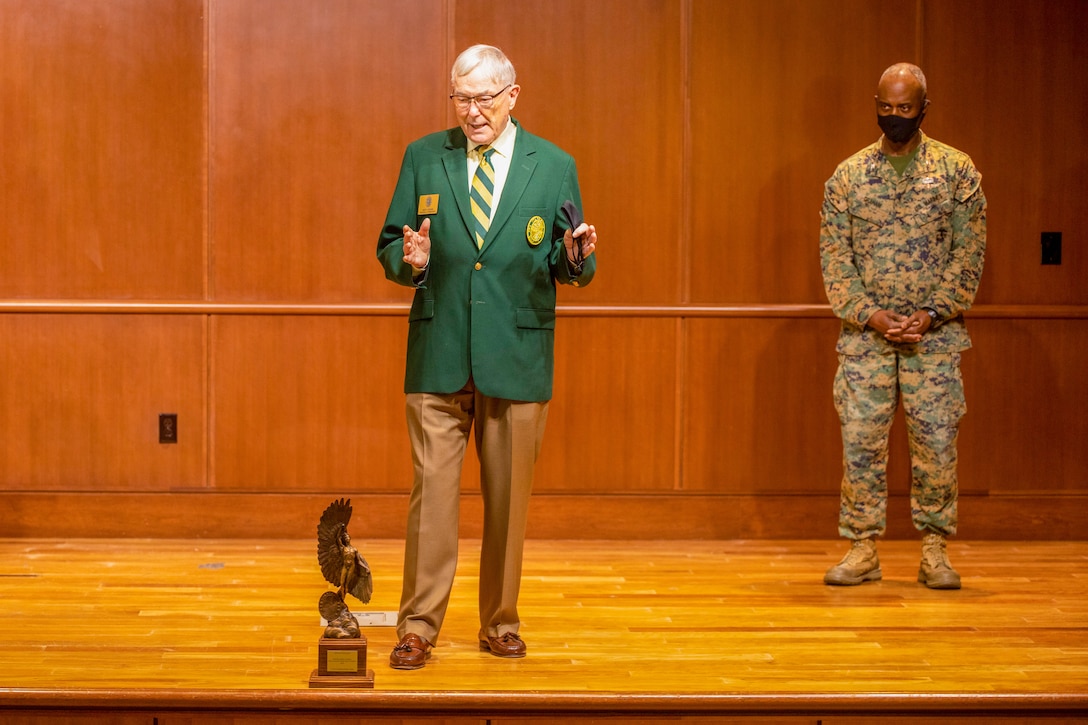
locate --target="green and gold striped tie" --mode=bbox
[470,145,497,249]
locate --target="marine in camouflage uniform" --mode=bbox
[819,63,986,589]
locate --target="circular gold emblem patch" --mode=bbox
[526,215,546,246]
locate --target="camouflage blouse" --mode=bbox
[820,131,987,354]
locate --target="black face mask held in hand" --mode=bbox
[877,111,925,144]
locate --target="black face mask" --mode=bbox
[877,111,925,144]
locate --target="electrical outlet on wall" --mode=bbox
[159,413,178,444]
[1041,232,1062,265]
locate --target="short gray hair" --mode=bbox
[451,45,516,89]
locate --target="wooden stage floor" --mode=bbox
[0,537,1086,723]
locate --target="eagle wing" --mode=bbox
[316,498,352,587]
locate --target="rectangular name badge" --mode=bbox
[417,194,439,215]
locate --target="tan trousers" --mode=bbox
[397,380,548,646]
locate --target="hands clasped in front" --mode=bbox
[868,309,933,344]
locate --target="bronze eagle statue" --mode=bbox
[317,498,373,605]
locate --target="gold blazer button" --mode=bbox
[474,262,482,271]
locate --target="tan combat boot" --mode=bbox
[824,538,881,585]
[918,532,961,589]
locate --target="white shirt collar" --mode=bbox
[467,119,517,159]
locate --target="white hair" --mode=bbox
[451,45,516,88]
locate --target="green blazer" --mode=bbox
[377,120,596,402]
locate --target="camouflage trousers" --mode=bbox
[833,349,966,539]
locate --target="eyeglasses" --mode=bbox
[449,84,511,110]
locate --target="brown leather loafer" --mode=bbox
[389,633,432,670]
[479,631,526,658]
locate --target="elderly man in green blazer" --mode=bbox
[377,44,597,670]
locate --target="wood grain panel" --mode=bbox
[211,315,411,491]
[2,489,1086,540]
[537,317,678,492]
[682,317,844,493]
[0,0,205,300]
[1,0,1087,546]
[454,0,685,305]
[921,0,1088,306]
[0,492,407,539]
[210,315,678,495]
[959,318,1088,494]
[689,0,918,304]
[0,314,206,491]
[0,715,149,725]
[209,0,448,303]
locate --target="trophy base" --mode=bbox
[308,669,375,688]
[308,635,375,688]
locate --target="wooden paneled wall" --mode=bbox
[1,0,1085,540]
